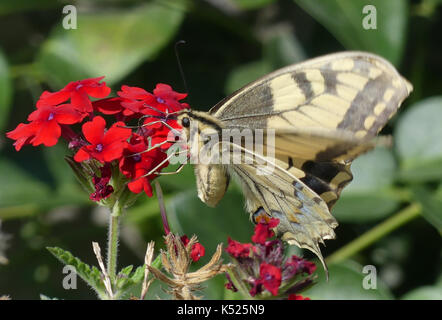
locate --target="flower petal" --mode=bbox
[30,120,61,147]
[82,116,106,145]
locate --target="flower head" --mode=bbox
[147,233,229,300]
[7,77,189,207]
[225,217,316,299]
[74,116,131,164]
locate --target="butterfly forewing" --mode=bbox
[210,51,411,139]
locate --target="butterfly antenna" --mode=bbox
[175,40,189,95]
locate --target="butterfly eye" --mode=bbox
[181,117,190,128]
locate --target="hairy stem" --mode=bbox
[326,202,422,265]
[107,200,122,287]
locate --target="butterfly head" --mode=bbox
[176,110,224,145]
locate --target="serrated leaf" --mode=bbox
[118,265,134,277]
[130,265,146,283]
[396,96,442,182]
[47,246,106,295]
[37,1,186,87]
[116,265,146,297]
[294,0,407,65]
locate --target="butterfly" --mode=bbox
[169,51,412,273]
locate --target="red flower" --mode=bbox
[251,218,279,244]
[259,263,282,296]
[149,83,189,111]
[190,243,205,262]
[74,116,131,163]
[226,237,253,258]
[119,134,168,197]
[288,294,310,300]
[118,84,188,129]
[6,103,84,151]
[38,77,111,113]
[180,235,206,262]
[90,164,114,201]
[92,97,125,115]
[117,86,153,116]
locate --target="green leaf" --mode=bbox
[0,159,51,219]
[304,260,393,299]
[262,25,307,68]
[47,246,106,296]
[116,265,146,297]
[0,0,56,15]
[232,0,276,9]
[401,285,442,300]
[0,49,12,131]
[294,0,408,65]
[225,61,272,95]
[225,26,306,95]
[118,265,134,278]
[37,1,186,87]
[412,186,442,233]
[130,265,145,284]
[333,147,400,223]
[396,96,442,182]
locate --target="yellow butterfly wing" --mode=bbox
[210,51,411,139]
[191,51,412,271]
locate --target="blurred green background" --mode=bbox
[0,0,441,300]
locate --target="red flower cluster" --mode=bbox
[6,77,189,201]
[225,218,316,299]
[180,235,206,262]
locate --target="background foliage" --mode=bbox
[0,0,441,300]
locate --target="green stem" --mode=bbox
[227,266,253,300]
[107,200,123,284]
[326,203,422,265]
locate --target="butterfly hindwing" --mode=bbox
[228,146,337,271]
[281,156,353,210]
